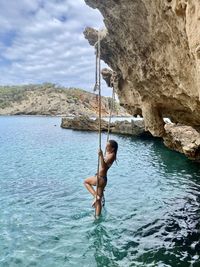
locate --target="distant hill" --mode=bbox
[0,83,129,117]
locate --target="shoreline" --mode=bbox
[0,114,134,119]
[1,114,199,161]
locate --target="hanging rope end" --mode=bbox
[93,83,99,92]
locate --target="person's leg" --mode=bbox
[95,186,104,217]
[84,176,97,197]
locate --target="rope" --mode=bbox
[94,31,102,218]
[102,86,115,208]
[93,30,116,217]
[104,87,115,156]
[106,89,115,146]
[93,47,98,92]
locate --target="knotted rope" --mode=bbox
[93,30,116,217]
[93,31,102,218]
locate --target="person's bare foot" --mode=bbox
[92,195,100,207]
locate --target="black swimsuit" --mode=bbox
[95,173,107,182]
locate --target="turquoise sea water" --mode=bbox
[0,116,200,267]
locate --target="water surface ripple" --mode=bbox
[0,116,200,267]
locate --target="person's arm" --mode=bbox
[98,149,114,168]
[98,149,107,169]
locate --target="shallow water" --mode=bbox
[0,116,200,267]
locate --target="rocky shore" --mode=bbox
[61,115,200,161]
[61,116,147,136]
[164,124,200,161]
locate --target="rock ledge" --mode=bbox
[61,116,146,136]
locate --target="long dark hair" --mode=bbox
[109,140,118,161]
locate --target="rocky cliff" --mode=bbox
[0,84,128,117]
[84,0,200,160]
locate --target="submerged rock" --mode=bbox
[61,116,146,136]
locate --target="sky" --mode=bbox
[0,0,112,96]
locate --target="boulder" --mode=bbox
[61,116,108,131]
[164,124,200,161]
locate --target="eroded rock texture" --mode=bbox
[164,124,200,161]
[84,0,200,139]
[61,116,146,136]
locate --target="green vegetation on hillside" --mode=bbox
[0,83,92,109]
[0,83,124,116]
[0,86,28,109]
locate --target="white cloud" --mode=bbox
[0,0,111,96]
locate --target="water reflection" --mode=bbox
[102,133,200,266]
[88,221,127,267]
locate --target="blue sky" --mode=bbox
[0,0,111,95]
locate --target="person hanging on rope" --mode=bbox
[84,140,118,217]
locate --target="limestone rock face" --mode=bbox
[61,116,146,136]
[111,120,145,136]
[61,116,108,131]
[164,124,200,161]
[84,0,200,137]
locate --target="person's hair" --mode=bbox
[109,140,118,161]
